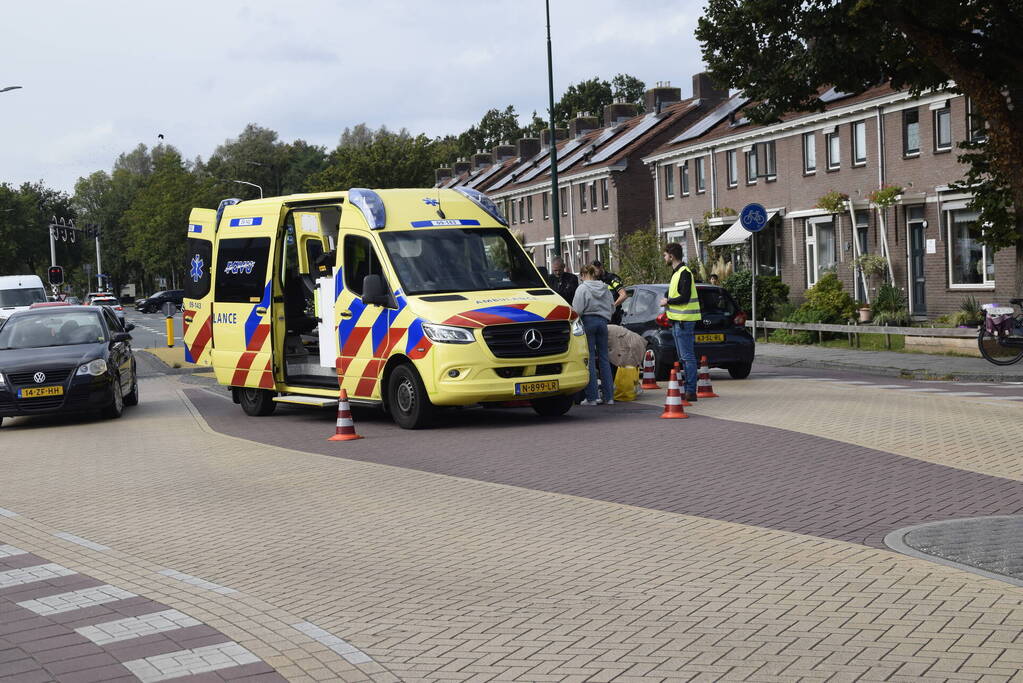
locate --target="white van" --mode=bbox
[0,275,48,321]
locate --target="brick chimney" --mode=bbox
[453,158,471,176]
[604,99,639,126]
[541,128,568,147]
[569,112,600,138]
[435,167,453,184]
[492,143,516,162]
[692,72,729,103]
[644,81,682,113]
[516,137,541,160]
[472,150,493,170]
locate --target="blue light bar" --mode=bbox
[215,198,241,231]
[454,186,507,226]
[349,188,387,229]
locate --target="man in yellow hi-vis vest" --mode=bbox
[659,242,701,401]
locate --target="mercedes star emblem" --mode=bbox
[523,328,543,350]
[33,371,46,384]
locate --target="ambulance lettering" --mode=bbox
[213,312,238,324]
[223,260,256,275]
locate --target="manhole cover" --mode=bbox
[885,516,1023,586]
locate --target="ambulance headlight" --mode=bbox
[571,319,584,336]
[421,323,475,344]
[77,359,108,376]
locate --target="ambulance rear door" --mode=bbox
[182,209,216,366]
[209,206,286,390]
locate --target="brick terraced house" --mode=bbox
[437,74,730,273]
[643,84,1006,318]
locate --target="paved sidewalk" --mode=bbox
[754,341,1023,381]
[3,376,1023,680]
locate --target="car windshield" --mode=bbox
[0,311,107,349]
[380,228,545,295]
[0,288,47,308]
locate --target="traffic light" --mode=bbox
[47,265,64,286]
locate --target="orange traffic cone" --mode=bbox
[641,349,660,390]
[328,388,364,441]
[673,361,691,406]
[659,368,689,419]
[696,356,719,398]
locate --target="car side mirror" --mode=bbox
[362,274,390,307]
[125,323,136,332]
[111,332,132,344]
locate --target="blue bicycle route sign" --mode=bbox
[739,203,769,233]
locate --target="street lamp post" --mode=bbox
[228,180,263,199]
[545,0,561,268]
[0,86,22,93]
[245,161,279,196]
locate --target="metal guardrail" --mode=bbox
[744,320,977,348]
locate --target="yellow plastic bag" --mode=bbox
[613,366,639,402]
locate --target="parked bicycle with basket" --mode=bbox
[978,299,1023,365]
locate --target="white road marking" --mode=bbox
[76,609,202,645]
[937,392,991,397]
[158,568,237,595]
[0,507,19,517]
[292,620,374,665]
[17,585,135,615]
[121,641,260,682]
[54,531,111,551]
[0,544,27,557]
[0,563,76,588]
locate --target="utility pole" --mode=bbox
[545,0,560,266]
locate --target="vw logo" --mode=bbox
[523,328,543,350]
[33,372,46,384]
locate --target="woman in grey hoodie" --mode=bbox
[572,265,615,405]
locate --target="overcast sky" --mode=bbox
[3,0,708,194]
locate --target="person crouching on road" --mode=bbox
[659,243,702,402]
[572,265,615,406]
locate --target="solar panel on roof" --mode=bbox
[669,94,747,144]
[586,113,663,164]
[518,138,585,183]
[555,127,621,173]
[489,149,547,190]
[819,87,852,103]
[466,163,504,188]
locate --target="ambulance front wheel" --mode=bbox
[387,364,434,429]
[530,394,574,417]
[237,387,277,417]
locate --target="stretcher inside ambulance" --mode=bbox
[185,188,589,429]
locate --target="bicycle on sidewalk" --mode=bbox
[978,299,1023,365]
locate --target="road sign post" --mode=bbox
[738,203,769,340]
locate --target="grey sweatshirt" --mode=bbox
[571,279,614,321]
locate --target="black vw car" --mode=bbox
[137,289,184,313]
[621,283,755,379]
[0,306,138,426]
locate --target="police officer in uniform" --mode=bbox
[658,243,701,401]
[592,260,626,325]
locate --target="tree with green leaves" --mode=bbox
[552,74,646,127]
[307,125,446,191]
[613,222,672,286]
[456,106,527,158]
[696,0,1023,291]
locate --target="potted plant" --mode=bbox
[815,190,849,214]
[866,184,903,208]
[858,302,872,323]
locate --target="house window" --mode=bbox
[854,210,871,301]
[526,195,533,222]
[761,141,777,179]
[726,150,738,187]
[680,161,690,195]
[967,98,987,142]
[903,108,920,156]
[600,179,609,208]
[755,219,778,276]
[806,217,837,287]
[518,198,525,223]
[802,132,816,173]
[745,149,757,184]
[948,208,994,286]
[826,132,840,170]
[560,187,568,216]
[542,191,549,219]
[510,199,517,224]
[589,182,597,209]
[595,241,611,269]
[579,185,587,212]
[577,239,590,267]
[934,107,952,151]
[695,157,706,193]
[852,121,867,165]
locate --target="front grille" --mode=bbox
[482,321,570,359]
[8,367,73,385]
[16,395,65,411]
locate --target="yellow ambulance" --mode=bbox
[183,187,590,428]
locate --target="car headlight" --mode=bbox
[76,359,108,376]
[571,319,585,336]
[421,323,475,344]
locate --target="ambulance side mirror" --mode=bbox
[362,274,389,307]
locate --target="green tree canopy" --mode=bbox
[552,74,646,127]
[307,125,446,191]
[696,0,1023,288]
[456,106,527,158]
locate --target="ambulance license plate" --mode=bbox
[18,385,64,398]
[695,333,725,343]
[515,380,559,395]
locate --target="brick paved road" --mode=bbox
[185,387,1023,549]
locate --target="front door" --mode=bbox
[182,208,217,366]
[909,216,926,314]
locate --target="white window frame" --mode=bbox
[664,164,675,198]
[946,207,995,288]
[903,108,920,157]
[726,150,738,187]
[806,216,837,288]
[526,195,533,222]
[745,149,757,185]
[579,184,587,212]
[560,187,568,216]
[542,191,549,219]
[680,161,690,196]
[852,121,867,165]
[934,107,952,151]
[802,132,816,174]
[826,132,840,170]
[589,182,597,210]
[695,157,706,193]
[600,178,609,208]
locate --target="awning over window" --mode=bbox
[710,212,778,246]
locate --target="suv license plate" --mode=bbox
[515,380,559,395]
[18,385,64,398]
[695,333,725,343]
